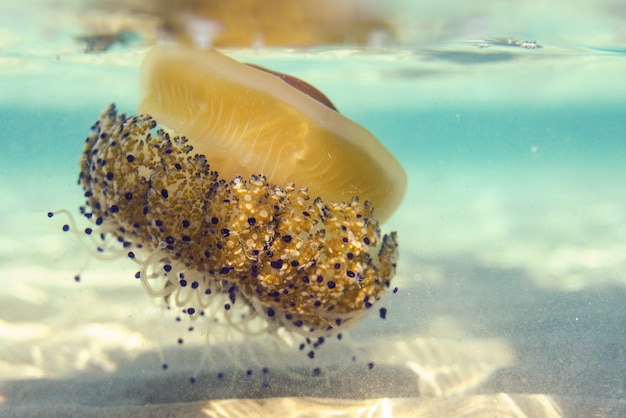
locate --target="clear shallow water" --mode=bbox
[1,1,626,417]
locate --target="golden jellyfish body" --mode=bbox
[76,46,405,343]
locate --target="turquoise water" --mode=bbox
[5,105,624,182]
[2,2,626,417]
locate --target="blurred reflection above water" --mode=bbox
[84,0,393,48]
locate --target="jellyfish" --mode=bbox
[56,46,406,364]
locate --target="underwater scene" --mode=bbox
[1,0,625,417]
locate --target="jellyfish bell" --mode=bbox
[138,45,406,223]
